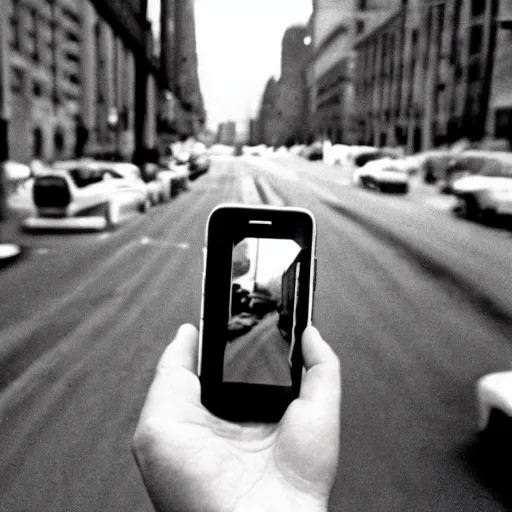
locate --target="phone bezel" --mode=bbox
[199,204,317,423]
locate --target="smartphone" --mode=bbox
[199,204,317,423]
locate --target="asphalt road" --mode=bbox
[1,155,512,512]
[224,311,292,387]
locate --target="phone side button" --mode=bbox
[197,316,203,376]
[314,257,317,291]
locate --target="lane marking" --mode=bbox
[140,236,189,249]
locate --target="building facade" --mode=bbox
[307,0,401,144]
[217,121,236,146]
[354,0,512,152]
[160,0,205,140]
[256,25,310,147]
[3,0,160,165]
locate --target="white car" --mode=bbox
[2,160,31,196]
[23,160,151,231]
[477,371,512,434]
[476,371,512,466]
[353,157,409,194]
[158,158,190,196]
[451,152,512,221]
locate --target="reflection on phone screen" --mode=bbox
[223,237,302,387]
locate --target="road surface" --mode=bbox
[224,311,292,386]
[1,155,511,511]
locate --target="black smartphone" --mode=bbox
[199,204,317,423]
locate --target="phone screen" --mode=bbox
[224,237,303,386]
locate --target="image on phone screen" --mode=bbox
[223,237,303,386]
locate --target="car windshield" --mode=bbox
[354,151,392,167]
[451,156,487,174]
[68,167,104,188]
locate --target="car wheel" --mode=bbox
[139,197,151,213]
[367,177,378,190]
[105,202,119,230]
[481,208,497,225]
[463,196,480,220]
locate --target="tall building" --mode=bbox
[160,0,205,139]
[2,0,160,164]
[217,121,236,146]
[307,0,400,144]
[257,77,280,146]
[256,25,311,146]
[175,0,205,134]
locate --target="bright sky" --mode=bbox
[147,0,312,131]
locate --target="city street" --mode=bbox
[1,155,512,512]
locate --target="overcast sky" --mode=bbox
[148,0,312,131]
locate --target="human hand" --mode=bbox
[133,324,341,512]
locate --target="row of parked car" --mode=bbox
[297,141,512,221]
[419,149,512,222]
[6,150,211,232]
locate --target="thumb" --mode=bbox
[299,326,341,407]
[156,323,199,375]
[144,324,200,413]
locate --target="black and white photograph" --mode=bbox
[1,0,512,511]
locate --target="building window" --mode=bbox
[358,0,367,10]
[11,67,24,95]
[33,81,43,96]
[495,108,512,139]
[28,9,40,62]
[33,127,44,158]
[65,51,80,64]
[66,30,79,43]
[54,128,65,154]
[469,25,483,55]
[10,0,21,50]
[356,20,365,34]
[468,61,480,82]
[471,0,486,17]
[68,73,80,85]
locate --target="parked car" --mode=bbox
[450,151,512,221]
[353,156,409,194]
[227,312,259,341]
[156,160,189,197]
[302,142,323,161]
[419,150,456,184]
[141,162,167,204]
[438,151,490,194]
[476,371,512,456]
[22,160,151,231]
[189,152,211,180]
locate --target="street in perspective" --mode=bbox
[1,0,512,511]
